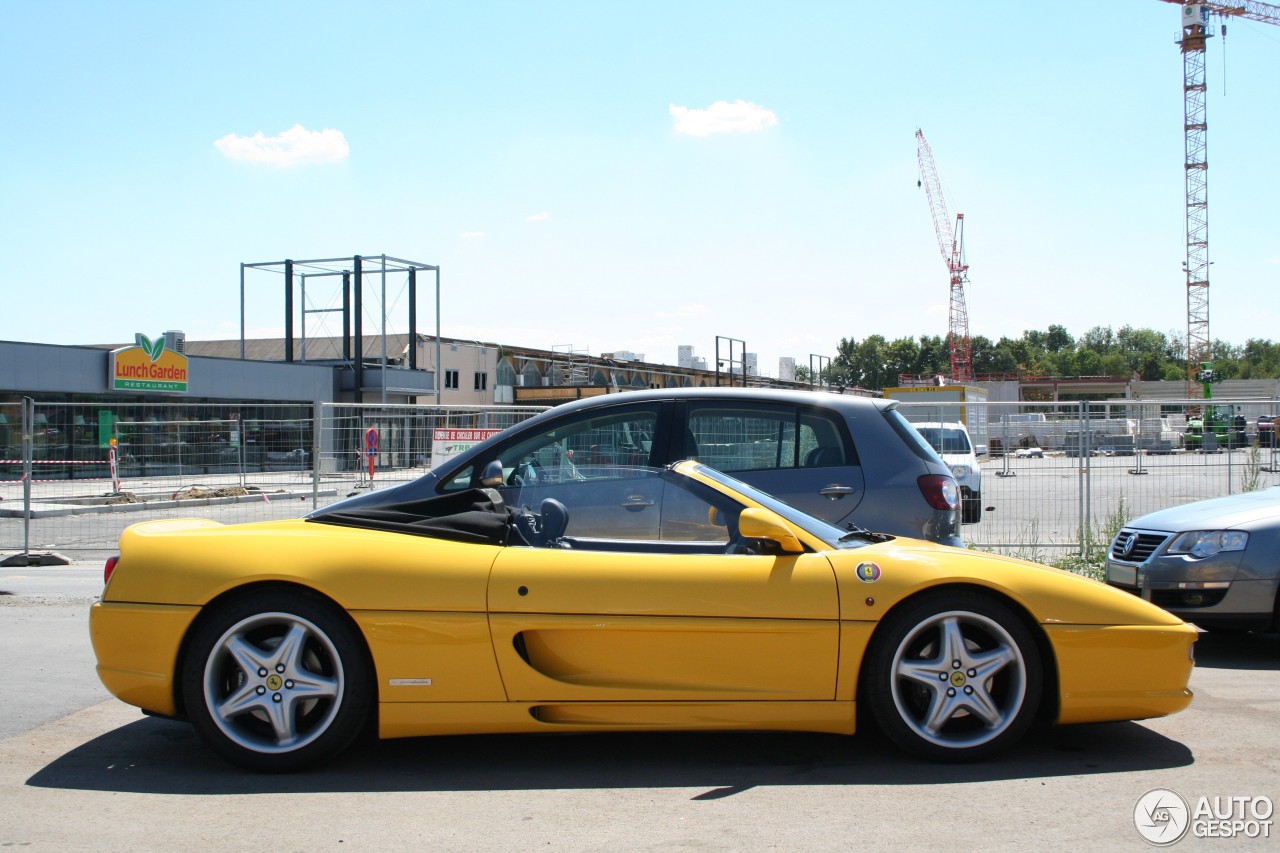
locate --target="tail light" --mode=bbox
[918,475,959,511]
[104,555,119,586]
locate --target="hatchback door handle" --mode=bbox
[820,485,854,499]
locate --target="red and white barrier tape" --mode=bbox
[0,459,105,465]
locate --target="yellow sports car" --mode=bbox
[90,460,1195,771]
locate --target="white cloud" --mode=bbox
[526,211,550,222]
[214,124,349,168]
[669,100,777,137]
[460,231,485,239]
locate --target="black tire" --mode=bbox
[862,590,1042,761]
[181,589,373,772]
[961,491,982,525]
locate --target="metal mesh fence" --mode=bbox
[2,397,1277,562]
[0,401,545,558]
[899,398,1280,560]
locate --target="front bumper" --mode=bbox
[1105,554,1277,631]
[1048,622,1196,724]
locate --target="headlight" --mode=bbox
[950,464,971,479]
[1166,530,1249,558]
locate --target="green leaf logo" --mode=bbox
[134,333,167,362]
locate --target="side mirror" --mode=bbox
[975,443,988,458]
[737,508,804,554]
[479,459,505,488]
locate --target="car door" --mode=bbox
[680,401,866,525]
[487,478,840,703]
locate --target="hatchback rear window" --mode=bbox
[883,408,948,465]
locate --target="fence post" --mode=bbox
[231,412,245,489]
[21,397,33,558]
[312,402,322,509]
[1079,401,1090,559]
[1227,438,1234,494]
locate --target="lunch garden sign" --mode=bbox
[109,333,189,393]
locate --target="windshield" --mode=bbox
[687,463,874,550]
[916,427,972,455]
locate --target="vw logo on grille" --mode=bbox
[1117,532,1138,559]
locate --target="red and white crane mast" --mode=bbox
[1157,1,1280,392]
[915,128,972,382]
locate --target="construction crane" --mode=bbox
[915,128,972,382]
[1158,1,1280,393]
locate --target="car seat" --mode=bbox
[804,446,843,467]
[537,498,570,548]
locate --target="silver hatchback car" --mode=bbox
[1105,486,1280,631]
[315,388,963,546]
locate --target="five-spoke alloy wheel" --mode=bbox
[182,590,372,772]
[864,591,1042,761]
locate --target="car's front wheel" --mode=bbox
[181,589,373,772]
[863,590,1042,761]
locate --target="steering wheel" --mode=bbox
[723,538,760,555]
[507,460,540,487]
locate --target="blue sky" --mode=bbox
[3,1,1277,376]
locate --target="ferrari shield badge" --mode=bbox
[855,562,882,583]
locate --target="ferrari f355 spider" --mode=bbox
[90,461,1195,771]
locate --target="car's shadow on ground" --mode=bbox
[1192,628,1279,670]
[28,716,1191,797]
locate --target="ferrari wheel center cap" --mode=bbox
[949,671,967,688]
[266,674,284,691]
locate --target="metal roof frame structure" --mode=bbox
[239,254,442,403]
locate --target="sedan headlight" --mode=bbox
[1166,530,1249,558]
[950,464,971,479]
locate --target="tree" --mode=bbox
[1046,324,1074,353]
[826,325,1277,389]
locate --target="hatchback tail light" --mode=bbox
[104,555,119,586]
[917,475,959,511]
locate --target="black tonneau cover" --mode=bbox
[307,488,512,546]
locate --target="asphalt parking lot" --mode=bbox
[1,567,1277,851]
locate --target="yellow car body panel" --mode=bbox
[824,544,1194,723]
[89,601,199,716]
[380,701,856,740]
[351,611,509,703]
[487,547,838,702]
[107,517,499,612]
[1047,624,1195,723]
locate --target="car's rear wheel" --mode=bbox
[181,590,372,772]
[863,590,1041,761]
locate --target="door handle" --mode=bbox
[819,485,854,499]
[620,496,655,511]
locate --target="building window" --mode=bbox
[444,369,459,389]
[474,372,488,391]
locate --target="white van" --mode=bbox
[914,421,983,524]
